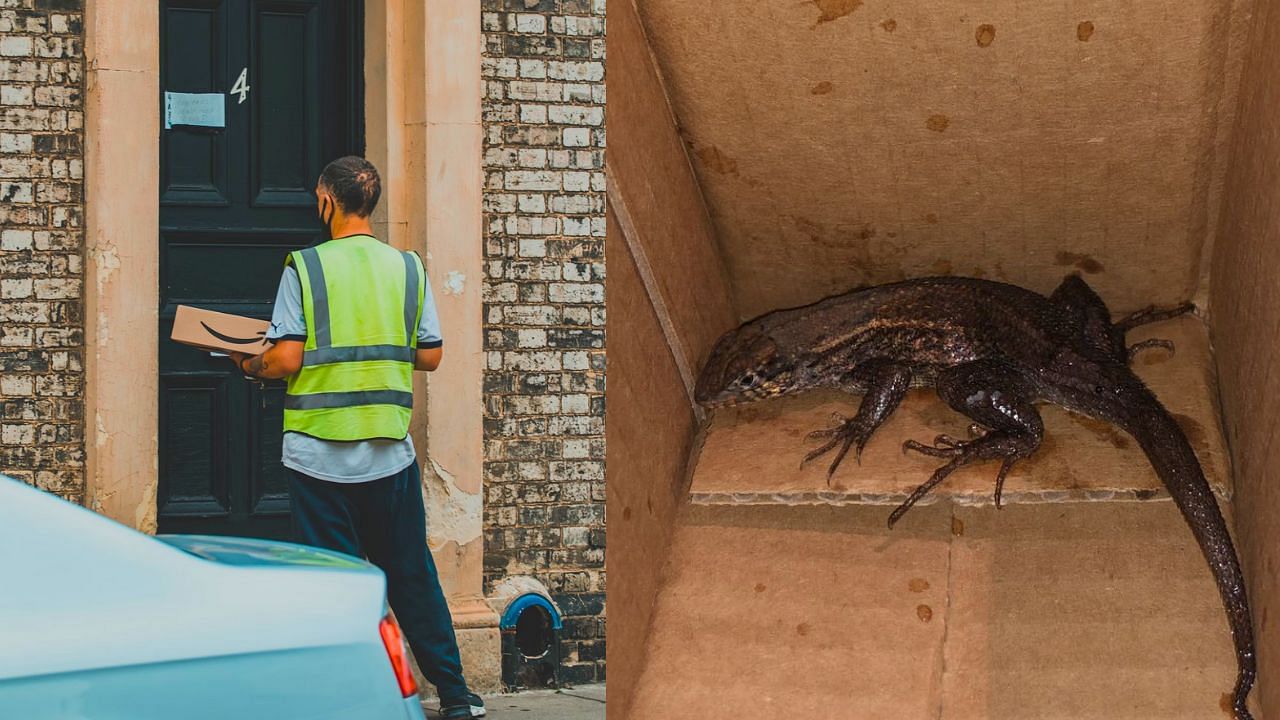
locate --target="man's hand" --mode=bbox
[228,351,256,377]
[228,341,304,380]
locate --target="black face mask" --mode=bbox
[318,196,335,242]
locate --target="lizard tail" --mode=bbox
[1123,404,1255,719]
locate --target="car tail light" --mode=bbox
[379,613,418,697]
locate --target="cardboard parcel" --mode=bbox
[170,305,271,355]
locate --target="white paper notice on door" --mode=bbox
[164,92,225,130]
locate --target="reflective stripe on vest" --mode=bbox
[283,236,424,442]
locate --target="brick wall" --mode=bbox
[0,0,84,501]
[480,0,607,685]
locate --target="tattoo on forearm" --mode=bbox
[249,355,268,375]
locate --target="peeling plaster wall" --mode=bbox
[82,0,159,531]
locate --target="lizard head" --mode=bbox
[694,326,796,408]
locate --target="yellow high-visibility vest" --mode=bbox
[283,235,425,441]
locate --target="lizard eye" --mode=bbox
[1093,385,1104,394]
[740,373,757,387]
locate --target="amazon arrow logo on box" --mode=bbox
[171,305,271,355]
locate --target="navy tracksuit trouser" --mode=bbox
[288,461,469,702]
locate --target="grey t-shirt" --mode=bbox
[265,263,442,483]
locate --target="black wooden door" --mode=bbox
[158,0,362,538]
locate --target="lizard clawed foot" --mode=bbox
[902,434,969,458]
[802,412,873,484]
[1126,338,1175,364]
[890,434,1030,528]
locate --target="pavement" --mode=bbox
[423,685,606,719]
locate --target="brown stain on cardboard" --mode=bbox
[754,583,767,593]
[1141,349,1170,366]
[951,516,965,536]
[881,18,897,32]
[810,0,863,24]
[1077,21,1095,41]
[908,578,930,593]
[925,213,939,224]
[916,604,933,622]
[975,24,996,47]
[926,114,950,132]
[1173,413,1211,466]
[623,506,632,520]
[929,259,953,275]
[1055,251,1105,274]
[790,215,826,243]
[811,81,834,95]
[1220,692,1234,715]
[695,145,739,176]
[796,622,812,636]
[1069,413,1131,450]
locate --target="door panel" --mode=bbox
[161,2,230,205]
[158,0,362,539]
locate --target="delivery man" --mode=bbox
[229,156,485,719]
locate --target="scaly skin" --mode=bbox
[694,275,1255,718]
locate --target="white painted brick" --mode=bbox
[1,278,31,298]
[563,171,590,192]
[518,238,547,257]
[563,128,590,147]
[0,375,32,396]
[0,37,32,57]
[0,132,31,152]
[505,171,560,191]
[547,61,604,82]
[549,283,604,304]
[1,229,32,250]
[518,59,547,78]
[519,104,547,124]
[563,439,591,459]
[563,217,591,236]
[514,13,547,33]
[508,81,562,102]
[2,424,33,444]
[517,329,548,348]
[564,83,592,103]
[34,278,80,299]
[517,148,548,168]
[503,351,562,372]
[0,85,32,105]
[517,193,546,213]
[562,394,589,414]
[547,105,603,126]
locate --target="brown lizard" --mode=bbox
[694,274,1255,718]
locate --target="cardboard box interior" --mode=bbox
[607,0,1279,716]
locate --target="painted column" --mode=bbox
[83,0,160,531]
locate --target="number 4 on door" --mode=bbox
[230,68,250,104]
